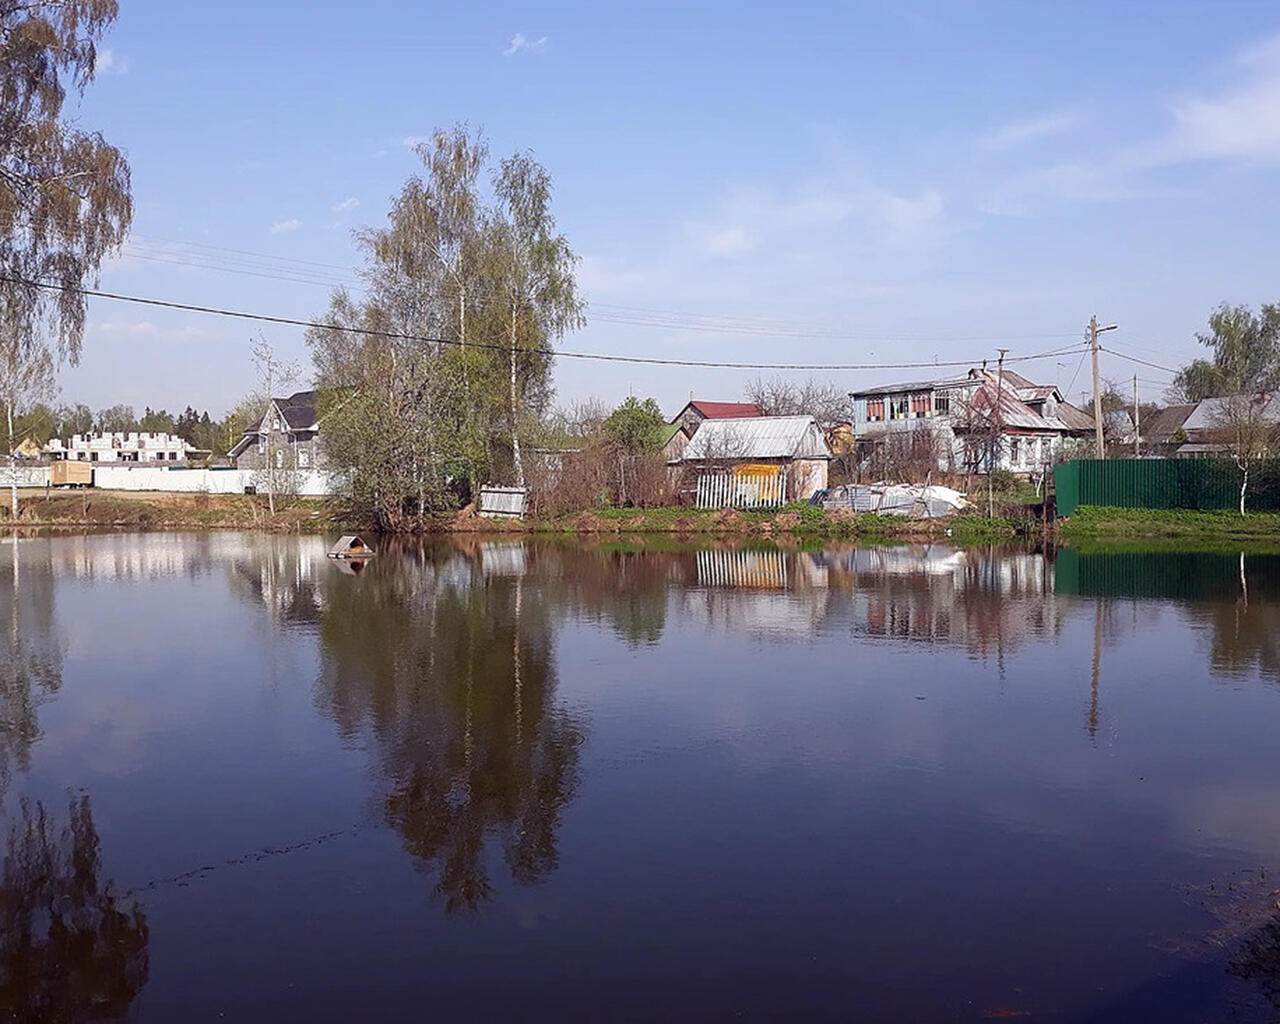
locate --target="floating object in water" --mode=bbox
[327,535,375,560]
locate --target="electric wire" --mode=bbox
[4,273,1087,372]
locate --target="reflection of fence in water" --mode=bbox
[695,465,787,509]
[696,549,788,589]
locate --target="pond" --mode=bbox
[3,533,1280,1022]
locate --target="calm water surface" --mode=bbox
[3,533,1280,1022]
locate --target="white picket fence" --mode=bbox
[695,468,787,510]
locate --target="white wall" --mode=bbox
[0,466,50,487]
[90,466,338,496]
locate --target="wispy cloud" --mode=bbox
[503,32,548,56]
[93,321,210,341]
[981,111,1080,151]
[269,218,302,235]
[331,197,360,213]
[96,48,130,75]
[401,135,431,149]
[686,178,948,262]
[1148,35,1280,166]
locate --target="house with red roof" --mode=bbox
[664,400,766,463]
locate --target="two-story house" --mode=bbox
[850,368,1090,474]
[229,390,323,471]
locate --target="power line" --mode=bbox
[4,273,1085,372]
[118,238,1085,344]
[1100,346,1179,375]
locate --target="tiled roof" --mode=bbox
[276,390,318,429]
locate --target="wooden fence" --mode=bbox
[695,466,787,510]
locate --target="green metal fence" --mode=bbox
[1053,459,1280,516]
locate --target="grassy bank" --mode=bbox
[464,503,1028,542]
[1,490,342,532]
[1,490,1029,542]
[1059,505,1280,542]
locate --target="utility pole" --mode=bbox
[1133,374,1140,458]
[988,348,1008,518]
[1088,315,1118,459]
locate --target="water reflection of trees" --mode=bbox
[0,795,149,1022]
[0,537,64,792]
[314,543,585,913]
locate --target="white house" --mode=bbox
[849,367,1093,475]
[44,431,198,463]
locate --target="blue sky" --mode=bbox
[59,0,1280,417]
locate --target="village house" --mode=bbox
[663,399,765,463]
[44,430,199,463]
[229,390,323,471]
[849,367,1095,475]
[671,399,763,435]
[1174,394,1280,458]
[679,415,833,501]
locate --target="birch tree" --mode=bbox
[0,328,52,518]
[1,0,132,362]
[492,153,585,487]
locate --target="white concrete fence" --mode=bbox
[1,464,338,496]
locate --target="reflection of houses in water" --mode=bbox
[824,546,1063,656]
[228,536,330,625]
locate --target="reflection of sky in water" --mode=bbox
[1,534,1280,1021]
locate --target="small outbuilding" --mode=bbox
[680,415,833,504]
[328,535,374,559]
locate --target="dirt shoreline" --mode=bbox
[1,489,1030,541]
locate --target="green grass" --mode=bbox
[1059,505,1280,540]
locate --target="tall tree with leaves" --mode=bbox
[0,0,132,363]
[1171,302,1280,403]
[491,153,584,486]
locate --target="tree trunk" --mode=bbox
[509,306,524,488]
[1239,461,1248,517]
[6,401,16,520]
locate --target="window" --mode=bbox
[298,449,310,468]
[910,393,930,417]
[866,398,884,422]
[935,392,952,416]
[276,449,284,469]
[257,439,265,455]
[1010,439,1021,465]
[90,452,98,462]
[890,397,909,420]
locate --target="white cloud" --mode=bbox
[503,32,548,56]
[401,135,431,149]
[331,197,360,213]
[1128,32,1280,168]
[96,48,130,75]
[702,225,751,256]
[93,321,210,342]
[981,111,1080,151]
[269,218,302,235]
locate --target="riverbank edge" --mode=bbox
[2,490,1030,541]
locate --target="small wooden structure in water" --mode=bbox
[327,535,375,560]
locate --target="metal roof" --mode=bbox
[681,416,833,460]
[850,376,974,398]
[1183,394,1280,433]
[678,400,764,420]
